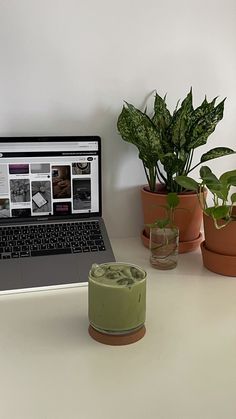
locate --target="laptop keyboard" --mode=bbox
[0,221,106,260]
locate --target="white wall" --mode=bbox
[0,0,236,238]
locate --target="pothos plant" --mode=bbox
[117,88,235,193]
[175,166,236,229]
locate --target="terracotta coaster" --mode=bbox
[88,324,146,346]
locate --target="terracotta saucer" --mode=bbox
[88,325,146,346]
[201,241,236,277]
[141,229,203,254]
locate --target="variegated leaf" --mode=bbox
[186,99,225,150]
[200,147,235,164]
[117,103,163,166]
[170,88,193,148]
[152,93,172,132]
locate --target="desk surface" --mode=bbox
[1,237,236,419]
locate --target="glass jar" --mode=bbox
[150,226,179,270]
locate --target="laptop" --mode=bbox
[0,136,115,293]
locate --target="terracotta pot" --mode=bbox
[203,213,236,256]
[141,185,204,253]
[201,213,236,276]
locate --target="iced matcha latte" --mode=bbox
[88,263,146,334]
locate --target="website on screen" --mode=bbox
[0,141,99,218]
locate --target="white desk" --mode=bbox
[1,238,236,419]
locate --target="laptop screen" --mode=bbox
[0,136,101,223]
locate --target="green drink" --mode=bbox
[88,262,146,334]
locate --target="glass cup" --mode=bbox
[88,262,146,335]
[150,227,179,270]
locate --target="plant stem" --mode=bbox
[185,150,194,174]
[143,164,151,190]
[188,159,201,174]
[148,166,156,192]
[156,164,166,184]
[150,169,155,192]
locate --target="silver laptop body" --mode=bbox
[0,136,115,293]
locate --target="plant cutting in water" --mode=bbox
[147,193,180,269]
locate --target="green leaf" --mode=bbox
[200,165,215,179]
[170,88,193,148]
[211,205,230,220]
[117,103,163,167]
[175,175,199,191]
[200,166,220,185]
[227,176,236,186]
[231,193,236,204]
[167,192,180,209]
[147,218,169,229]
[220,169,236,185]
[187,98,225,150]
[199,168,228,200]
[152,93,172,132]
[199,166,226,197]
[154,219,170,229]
[204,207,214,217]
[200,147,235,164]
[210,185,229,201]
[160,154,185,179]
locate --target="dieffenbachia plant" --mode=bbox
[117,89,235,192]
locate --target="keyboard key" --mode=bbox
[4,247,12,253]
[30,245,38,251]
[98,245,106,251]
[31,248,71,257]
[87,240,95,246]
[12,252,20,258]
[90,234,102,240]
[95,240,104,246]
[73,247,82,253]
[13,246,21,252]
[22,245,29,251]
[82,247,90,252]
[90,246,98,252]
[20,251,30,257]
[47,243,55,249]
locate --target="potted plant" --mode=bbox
[175,166,236,276]
[147,193,180,270]
[117,88,234,253]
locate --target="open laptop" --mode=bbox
[0,136,115,293]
